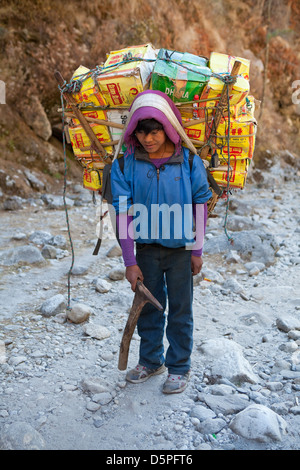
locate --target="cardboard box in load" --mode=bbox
[209,52,250,79]
[209,157,249,189]
[213,116,257,161]
[150,49,211,103]
[70,108,109,127]
[231,95,255,121]
[198,74,249,121]
[68,123,113,162]
[196,52,250,121]
[96,44,157,107]
[107,109,130,153]
[71,65,107,107]
[182,118,207,146]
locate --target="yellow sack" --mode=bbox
[209,52,250,79]
[68,123,113,162]
[181,117,207,146]
[96,44,157,107]
[213,116,257,161]
[209,157,249,189]
[71,65,107,107]
[83,168,103,191]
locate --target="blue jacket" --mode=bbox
[111,146,212,249]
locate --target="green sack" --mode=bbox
[150,49,212,103]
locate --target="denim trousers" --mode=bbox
[136,243,193,375]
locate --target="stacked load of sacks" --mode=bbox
[63,43,257,194]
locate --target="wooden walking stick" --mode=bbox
[118,280,163,371]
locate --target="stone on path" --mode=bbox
[0,245,44,266]
[67,303,94,324]
[108,266,125,281]
[0,422,46,450]
[95,278,112,293]
[276,315,300,333]
[198,337,258,384]
[229,404,288,443]
[39,294,66,317]
[82,323,111,340]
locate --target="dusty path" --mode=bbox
[0,162,300,451]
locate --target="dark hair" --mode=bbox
[135,118,163,135]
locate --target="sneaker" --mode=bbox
[162,372,190,394]
[126,364,166,384]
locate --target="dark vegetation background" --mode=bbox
[0,0,299,198]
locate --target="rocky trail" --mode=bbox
[0,158,299,452]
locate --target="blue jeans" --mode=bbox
[136,243,193,375]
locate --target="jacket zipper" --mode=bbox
[155,167,160,239]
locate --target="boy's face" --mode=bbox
[135,129,167,154]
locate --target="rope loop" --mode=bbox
[222,74,237,85]
[60,79,82,94]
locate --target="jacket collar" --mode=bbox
[134,146,184,164]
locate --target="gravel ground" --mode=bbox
[0,160,300,452]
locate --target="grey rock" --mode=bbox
[41,244,58,259]
[3,196,24,211]
[41,194,74,209]
[288,330,300,340]
[270,402,289,416]
[222,278,245,295]
[92,392,113,405]
[197,392,249,415]
[71,265,89,276]
[11,231,27,241]
[51,235,67,249]
[8,356,27,367]
[279,341,298,353]
[208,384,236,395]
[39,294,66,317]
[201,267,224,284]
[0,422,46,450]
[204,230,278,266]
[276,315,300,333]
[24,169,46,190]
[225,250,242,263]
[82,323,111,340]
[0,245,44,266]
[244,261,265,273]
[22,95,52,141]
[29,230,53,245]
[198,337,258,384]
[81,378,111,395]
[226,215,260,232]
[229,404,288,443]
[196,417,227,435]
[195,443,213,450]
[266,382,283,392]
[106,244,122,258]
[95,278,112,293]
[86,401,101,412]
[67,303,94,324]
[290,406,300,415]
[108,266,125,281]
[190,404,216,422]
[280,370,300,380]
